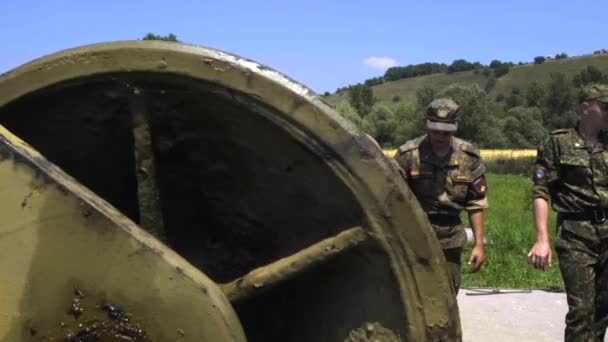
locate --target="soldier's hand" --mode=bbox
[527,240,552,270]
[468,245,485,273]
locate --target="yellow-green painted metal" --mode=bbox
[0,125,246,341]
[0,40,461,340]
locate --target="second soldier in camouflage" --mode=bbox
[530,83,608,341]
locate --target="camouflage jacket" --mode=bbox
[533,127,608,212]
[394,135,488,249]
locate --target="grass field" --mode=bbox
[460,173,563,290]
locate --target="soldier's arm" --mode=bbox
[528,137,558,269]
[465,155,488,272]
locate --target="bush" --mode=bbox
[534,56,546,64]
[494,64,510,77]
[485,76,497,92]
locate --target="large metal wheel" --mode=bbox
[0,41,460,341]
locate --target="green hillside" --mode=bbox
[325,53,608,106]
[491,54,608,96]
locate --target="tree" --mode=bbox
[543,72,577,130]
[504,106,548,148]
[384,63,448,82]
[348,84,375,117]
[447,59,475,73]
[141,33,180,42]
[364,77,384,87]
[362,104,397,147]
[494,64,511,78]
[505,94,525,110]
[490,60,503,69]
[534,56,546,64]
[415,86,436,109]
[572,65,605,88]
[336,101,363,127]
[556,53,568,59]
[484,75,497,93]
[393,101,424,145]
[526,81,545,107]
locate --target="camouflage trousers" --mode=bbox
[555,219,608,342]
[443,247,463,295]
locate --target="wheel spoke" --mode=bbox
[220,226,369,302]
[129,92,167,242]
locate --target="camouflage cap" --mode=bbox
[425,98,459,132]
[579,83,608,103]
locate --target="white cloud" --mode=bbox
[364,56,398,71]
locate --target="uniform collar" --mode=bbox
[420,137,459,166]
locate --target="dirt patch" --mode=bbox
[36,288,149,341]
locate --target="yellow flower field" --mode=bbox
[383,149,537,159]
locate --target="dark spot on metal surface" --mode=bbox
[289,97,305,114]
[29,327,37,336]
[21,191,33,208]
[175,266,184,274]
[417,256,431,267]
[157,57,168,70]
[80,201,92,218]
[57,184,69,195]
[74,287,85,297]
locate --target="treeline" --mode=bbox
[335,65,608,149]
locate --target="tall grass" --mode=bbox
[461,173,563,289]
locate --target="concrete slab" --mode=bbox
[457,288,608,342]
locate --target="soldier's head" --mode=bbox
[579,84,608,129]
[425,98,460,146]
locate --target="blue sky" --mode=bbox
[1,0,606,94]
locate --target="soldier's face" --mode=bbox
[582,100,608,129]
[427,129,453,147]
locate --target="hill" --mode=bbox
[324,53,608,106]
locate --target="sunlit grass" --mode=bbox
[460,173,563,289]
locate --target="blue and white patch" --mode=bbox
[535,168,546,179]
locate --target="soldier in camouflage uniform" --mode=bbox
[394,98,487,294]
[529,84,608,341]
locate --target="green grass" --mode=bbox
[460,173,563,290]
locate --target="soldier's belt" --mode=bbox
[558,208,608,224]
[427,214,462,226]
